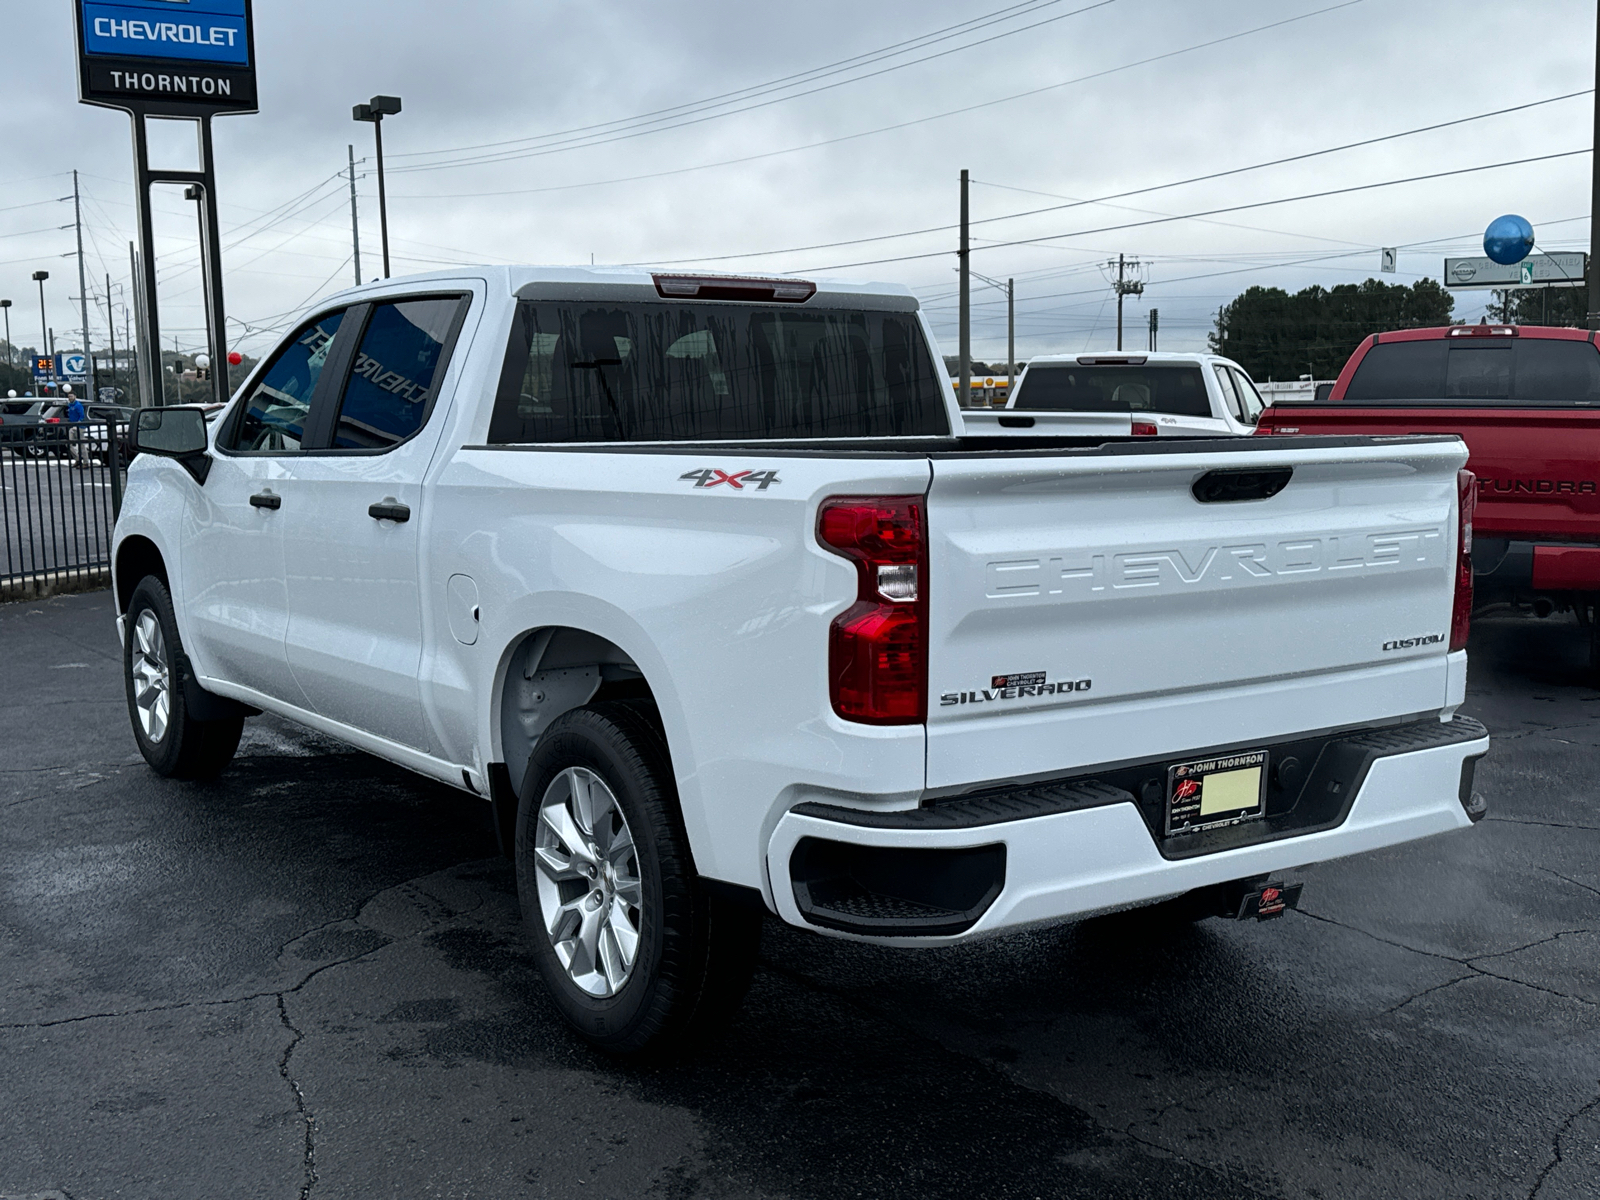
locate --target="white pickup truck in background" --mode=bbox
[113,267,1488,1053]
[963,350,1266,439]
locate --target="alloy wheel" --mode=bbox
[533,766,643,997]
[131,609,171,744]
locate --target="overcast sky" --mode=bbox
[1,0,1594,377]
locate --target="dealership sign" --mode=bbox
[1444,252,1587,290]
[74,0,256,115]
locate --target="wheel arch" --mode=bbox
[114,534,168,613]
[493,625,661,799]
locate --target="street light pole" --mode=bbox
[33,272,49,386]
[0,300,11,370]
[353,95,402,278]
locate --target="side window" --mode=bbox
[329,297,466,450]
[1230,368,1264,423]
[1213,365,1244,421]
[226,310,345,452]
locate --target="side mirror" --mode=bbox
[134,406,209,456]
[133,406,211,484]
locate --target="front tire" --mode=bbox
[123,576,243,780]
[515,703,761,1055]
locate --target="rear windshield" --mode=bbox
[1013,364,1211,417]
[487,300,948,443]
[1342,338,1600,403]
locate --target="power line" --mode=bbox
[389,0,1365,195]
[794,148,1591,272]
[394,1,1117,173]
[624,89,1590,268]
[388,0,1087,165]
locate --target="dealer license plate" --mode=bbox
[1165,750,1269,836]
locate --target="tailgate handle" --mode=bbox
[997,416,1035,428]
[1192,467,1293,504]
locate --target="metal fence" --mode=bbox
[1,421,126,599]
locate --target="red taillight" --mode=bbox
[1450,469,1476,653]
[1131,420,1158,437]
[817,496,927,724]
[45,417,60,424]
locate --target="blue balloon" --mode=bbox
[1484,214,1535,265]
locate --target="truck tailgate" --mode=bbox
[1260,405,1600,542]
[924,438,1467,791]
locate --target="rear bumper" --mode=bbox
[767,717,1488,945]
[1475,538,1600,596]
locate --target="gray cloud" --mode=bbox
[0,0,1591,373]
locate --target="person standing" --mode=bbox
[64,385,89,469]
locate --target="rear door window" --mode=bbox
[1343,341,1448,400]
[1212,365,1244,421]
[1230,368,1265,423]
[1015,364,1211,417]
[328,296,467,450]
[1342,337,1600,404]
[489,300,946,442]
[1511,339,1600,401]
[225,309,345,452]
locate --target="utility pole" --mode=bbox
[1007,276,1015,401]
[348,144,362,286]
[124,286,134,401]
[1590,2,1600,329]
[1110,254,1145,351]
[1148,308,1159,352]
[0,300,11,371]
[958,168,970,409]
[105,272,118,400]
[73,170,94,397]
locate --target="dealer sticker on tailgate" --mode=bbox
[1165,750,1269,835]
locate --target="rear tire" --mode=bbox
[515,702,761,1055]
[123,576,244,781]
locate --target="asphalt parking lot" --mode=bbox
[1,590,1596,1200]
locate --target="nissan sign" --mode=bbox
[1443,252,1586,290]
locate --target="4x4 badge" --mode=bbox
[680,468,781,491]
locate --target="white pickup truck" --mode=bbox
[113,267,1489,1053]
[962,350,1266,440]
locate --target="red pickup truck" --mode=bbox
[1256,324,1600,667]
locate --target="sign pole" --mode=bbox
[129,113,165,405]
[197,117,229,402]
[74,0,256,408]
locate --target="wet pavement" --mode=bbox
[0,589,1596,1200]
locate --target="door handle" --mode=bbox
[368,500,411,523]
[249,491,281,510]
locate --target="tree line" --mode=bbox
[1210,271,1593,381]
[1209,278,1455,380]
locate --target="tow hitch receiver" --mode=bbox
[1237,880,1303,921]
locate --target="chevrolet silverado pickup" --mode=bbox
[978,350,1265,439]
[112,267,1488,1052]
[1256,323,1600,667]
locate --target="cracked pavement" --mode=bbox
[1,593,1597,1199]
